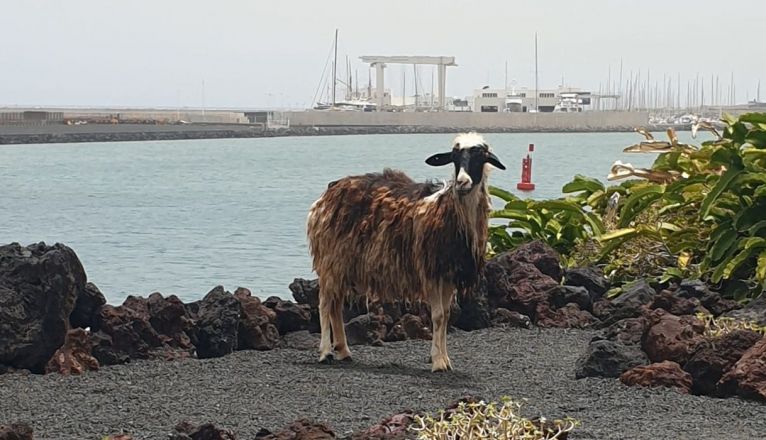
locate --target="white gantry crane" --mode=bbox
[359,56,457,111]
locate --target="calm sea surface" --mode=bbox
[0,132,708,303]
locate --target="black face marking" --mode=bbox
[426,142,505,194]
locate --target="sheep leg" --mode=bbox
[330,298,352,361]
[441,288,454,371]
[318,292,334,363]
[429,288,449,372]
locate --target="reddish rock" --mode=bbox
[350,412,416,440]
[235,289,280,351]
[502,240,563,281]
[603,317,648,346]
[719,336,766,400]
[386,314,432,342]
[491,308,532,328]
[92,300,165,364]
[620,361,693,393]
[263,297,312,335]
[684,330,763,396]
[104,435,134,440]
[0,422,33,440]
[536,303,596,329]
[44,328,99,375]
[345,313,388,346]
[147,292,193,349]
[642,309,705,364]
[485,257,558,318]
[255,419,335,439]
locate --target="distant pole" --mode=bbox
[331,29,338,107]
[534,32,539,112]
[505,60,508,97]
[201,80,206,122]
[413,64,418,109]
[618,58,623,110]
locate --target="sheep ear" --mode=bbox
[487,152,506,170]
[425,152,453,167]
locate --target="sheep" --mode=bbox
[306,133,506,372]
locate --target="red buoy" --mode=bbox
[516,143,536,191]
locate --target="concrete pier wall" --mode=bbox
[284,110,649,131]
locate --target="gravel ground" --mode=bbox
[1,327,764,440]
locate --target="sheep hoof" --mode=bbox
[338,356,353,363]
[318,353,335,364]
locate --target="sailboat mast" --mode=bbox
[331,29,338,106]
[534,32,539,112]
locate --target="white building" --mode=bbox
[471,86,593,113]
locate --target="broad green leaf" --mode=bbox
[562,175,605,194]
[756,251,766,283]
[489,186,518,202]
[598,228,637,242]
[700,164,744,218]
[710,228,737,262]
[739,113,766,124]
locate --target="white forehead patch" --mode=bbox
[453,132,487,150]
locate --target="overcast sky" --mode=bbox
[1,0,763,109]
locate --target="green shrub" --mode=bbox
[488,113,766,300]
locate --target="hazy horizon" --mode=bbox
[1,0,764,109]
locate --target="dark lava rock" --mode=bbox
[289,278,320,309]
[612,279,656,312]
[44,328,99,375]
[263,297,312,335]
[485,256,559,318]
[503,240,563,281]
[677,279,740,316]
[723,295,766,326]
[650,289,706,316]
[345,313,388,346]
[70,281,106,329]
[684,329,763,396]
[602,317,648,346]
[490,308,532,329]
[235,289,280,351]
[0,423,33,440]
[147,292,193,349]
[642,309,705,364]
[575,339,650,379]
[289,278,322,333]
[193,286,241,359]
[452,283,491,331]
[563,267,610,301]
[173,421,237,440]
[620,361,693,393]
[0,242,86,373]
[255,419,336,439]
[547,285,592,311]
[719,336,766,400]
[536,303,597,329]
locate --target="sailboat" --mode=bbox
[312,30,376,112]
